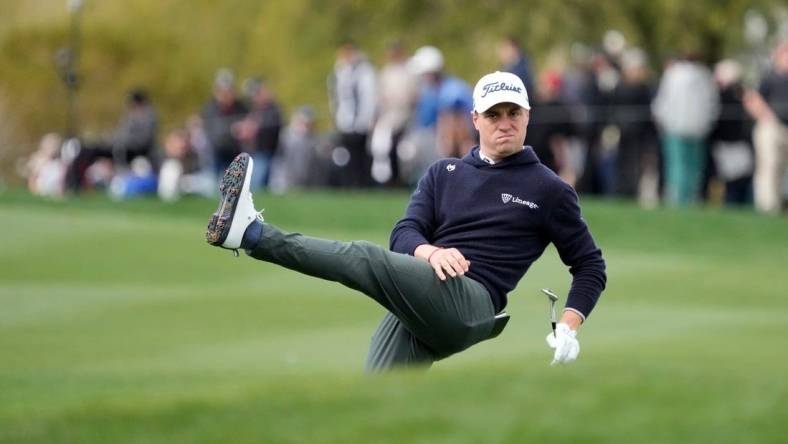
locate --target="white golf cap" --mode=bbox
[472,71,530,112]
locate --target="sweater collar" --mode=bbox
[463,146,540,168]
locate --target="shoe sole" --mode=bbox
[206,154,251,246]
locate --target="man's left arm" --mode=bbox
[543,183,606,365]
[545,183,607,328]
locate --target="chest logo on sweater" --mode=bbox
[501,193,539,209]
[446,164,456,172]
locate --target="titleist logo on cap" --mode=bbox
[481,81,522,98]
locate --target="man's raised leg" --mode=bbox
[206,153,497,363]
[245,223,496,359]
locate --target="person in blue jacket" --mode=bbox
[205,71,607,372]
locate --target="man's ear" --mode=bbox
[471,111,479,130]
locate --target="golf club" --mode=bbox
[541,288,559,338]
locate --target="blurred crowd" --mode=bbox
[22,36,788,213]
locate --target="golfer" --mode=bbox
[206,71,606,371]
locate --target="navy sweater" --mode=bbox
[390,146,606,318]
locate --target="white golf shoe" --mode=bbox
[205,153,262,254]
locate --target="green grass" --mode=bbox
[1,190,787,443]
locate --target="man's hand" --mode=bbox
[546,322,580,365]
[414,244,470,281]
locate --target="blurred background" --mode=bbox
[1,0,787,209]
[1,1,788,443]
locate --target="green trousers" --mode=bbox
[247,224,497,371]
[662,134,706,206]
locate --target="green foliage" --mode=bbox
[1,191,787,443]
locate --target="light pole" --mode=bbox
[63,0,83,138]
[54,0,84,192]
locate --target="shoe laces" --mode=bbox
[248,192,264,221]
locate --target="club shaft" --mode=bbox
[543,289,560,338]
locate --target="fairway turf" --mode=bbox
[1,191,786,443]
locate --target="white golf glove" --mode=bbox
[545,323,580,365]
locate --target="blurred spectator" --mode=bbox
[112,89,158,168]
[577,50,621,196]
[84,158,114,190]
[63,138,113,192]
[327,41,377,187]
[61,89,156,193]
[234,77,283,189]
[562,44,594,107]
[370,40,418,186]
[744,41,788,213]
[108,156,157,199]
[610,48,659,202]
[561,44,595,194]
[158,128,214,201]
[652,54,720,206]
[201,68,248,175]
[185,115,213,175]
[269,106,321,193]
[26,133,66,197]
[709,59,754,206]
[526,70,577,185]
[409,45,474,159]
[498,35,535,98]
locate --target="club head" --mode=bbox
[542,288,559,324]
[541,288,559,302]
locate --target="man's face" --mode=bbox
[215,87,236,107]
[338,44,356,64]
[497,40,517,64]
[472,102,529,161]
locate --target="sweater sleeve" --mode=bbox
[389,164,438,255]
[545,183,607,320]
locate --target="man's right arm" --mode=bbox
[389,165,438,256]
